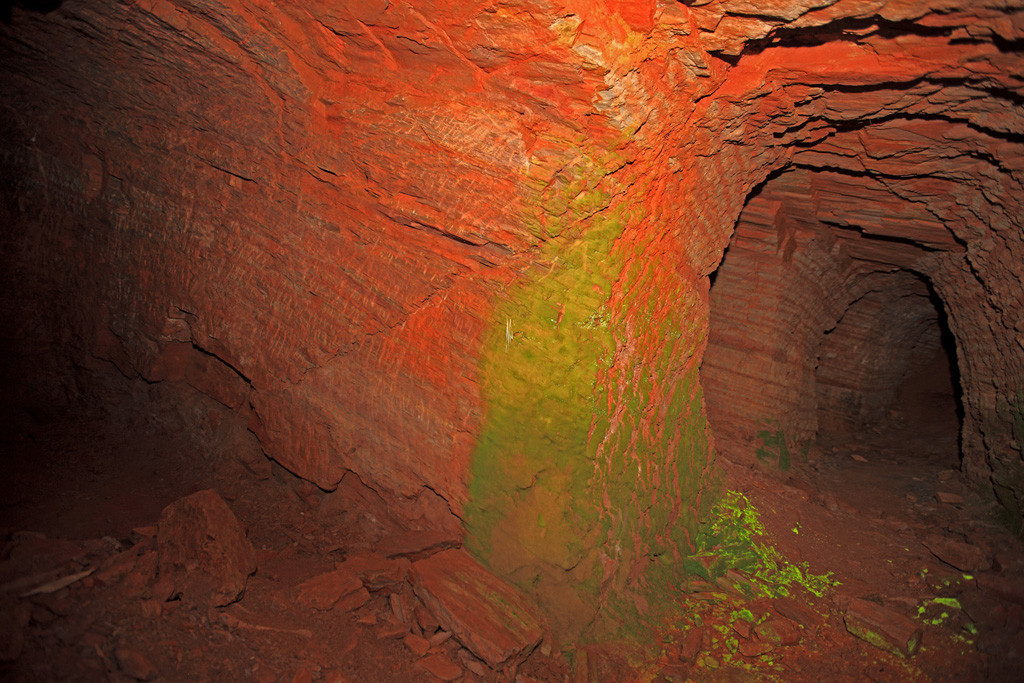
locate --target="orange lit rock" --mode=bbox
[2,0,1023,637]
[156,489,257,607]
[296,567,364,611]
[417,652,463,681]
[410,549,544,668]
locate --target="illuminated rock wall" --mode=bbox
[2,0,1022,635]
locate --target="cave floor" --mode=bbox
[2,389,1023,681]
[0,386,574,682]
[704,395,1024,682]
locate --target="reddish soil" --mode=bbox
[691,347,1024,681]
[1,358,1022,681]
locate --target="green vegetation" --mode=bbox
[687,490,837,599]
[914,585,976,643]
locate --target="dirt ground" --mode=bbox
[685,347,1024,681]
[1,361,1022,681]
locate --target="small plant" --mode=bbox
[688,491,837,598]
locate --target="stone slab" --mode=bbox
[296,567,363,611]
[410,549,544,668]
[772,596,824,630]
[336,552,409,592]
[418,653,462,681]
[844,598,922,658]
[754,617,801,646]
[923,534,989,572]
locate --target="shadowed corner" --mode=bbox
[1,1,64,24]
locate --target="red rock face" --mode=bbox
[1,0,1022,631]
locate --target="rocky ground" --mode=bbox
[701,445,1024,682]
[0,378,569,682]
[1,374,1022,682]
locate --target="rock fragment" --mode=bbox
[115,646,156,681]
[457,648,490,677]
[296,567,364,611]
[403,632,431,657]
[377,622,408,639]
[678,626,704,663]
[418,652,463,681]
[337,551,409,591]
[922,534,989,572]
[754,616,801,646]
[416,601,440,633]
[156,489,257,607]
[410,548,544,668]
[95,549,139,585]
[772,595,824,630]
[428,630,452,647]
[732,618,752,638]
[389,591,411,627]
[376,530,460,561]
[935,491,965,506]
[844,598,922,657]
[336,587,370,612]
[739,638,773,657]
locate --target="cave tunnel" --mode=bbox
[703,167,967,480]
[813,270,963,464]
[2,0,1024,680]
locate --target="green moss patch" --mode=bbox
[755,427,791,472]
[464,139,716,641]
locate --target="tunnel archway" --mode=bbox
[813,270,962,469]
[701,166,966,482]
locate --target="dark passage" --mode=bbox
[813,272,962,471]
[702,168,967,483]
[701,169,1023,682]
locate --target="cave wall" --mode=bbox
[705,152,1024,510]
[2,0,1023,634]
[702,179,860,449]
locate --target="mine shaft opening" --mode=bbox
[701,168,966,493]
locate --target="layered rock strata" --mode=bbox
[2,0,1022,635]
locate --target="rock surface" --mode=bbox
[296,568,364,611]
[156,489,257,607]
[0,398,1021,681]
[923,534,990,573]
[336,552,409,593]
[410,549,544,668]
[115,646,156,681]
[0,603,30,662]
[0,0,1022,641]
[844,598,923,658]
[418,653,463,681]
